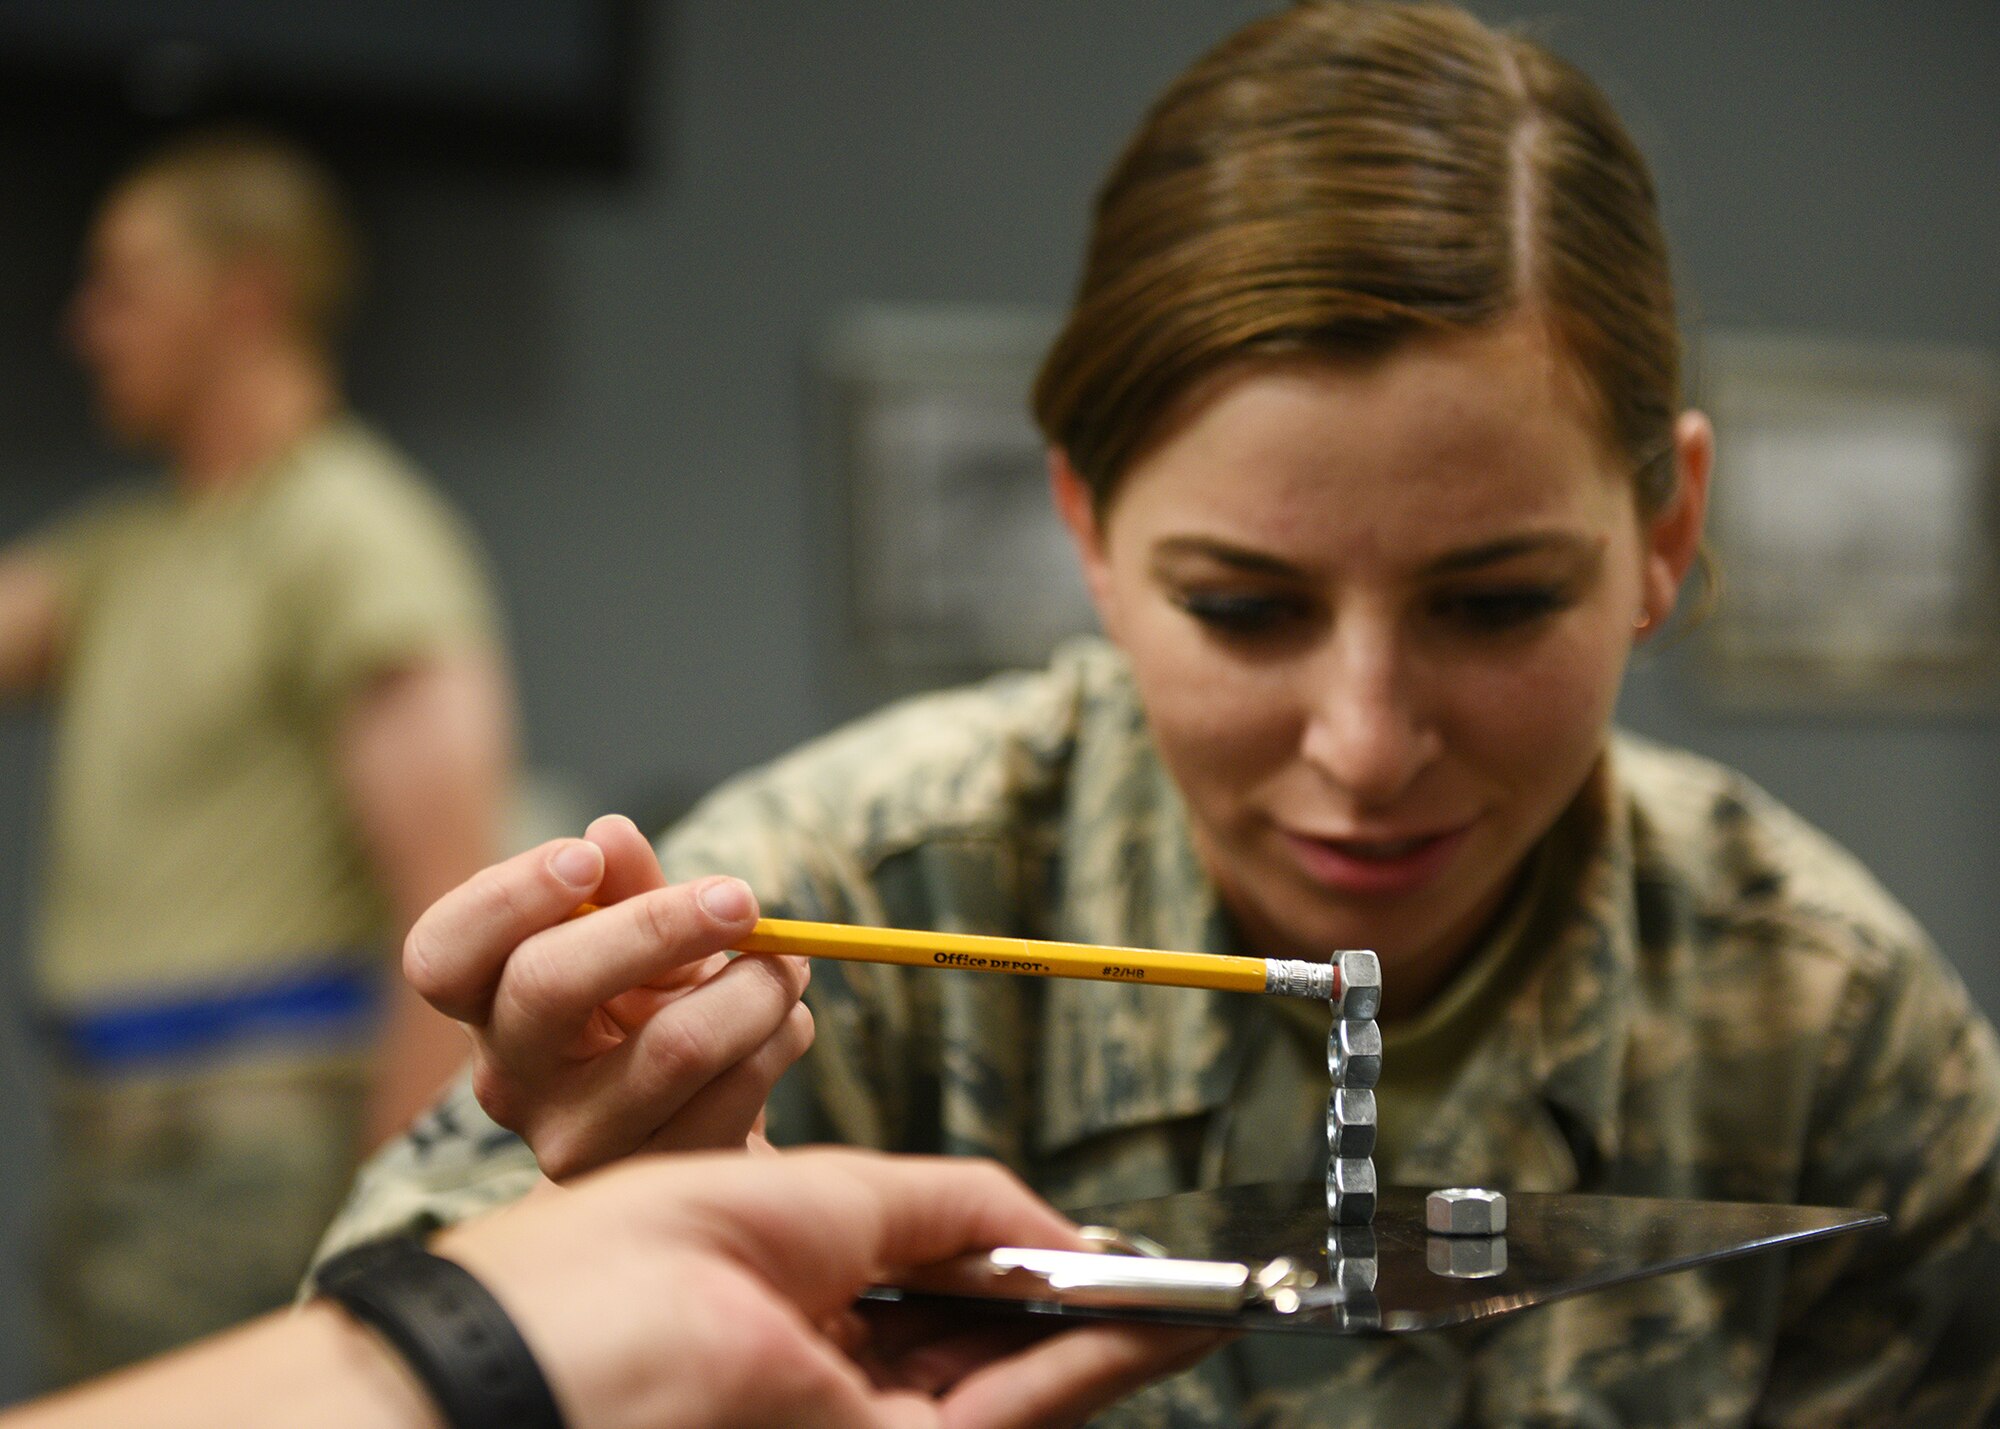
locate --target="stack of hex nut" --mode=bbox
[1325,949,1382,1226]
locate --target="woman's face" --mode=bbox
[1057,312,1709,1013]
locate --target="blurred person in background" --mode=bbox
[0,130,514,1386]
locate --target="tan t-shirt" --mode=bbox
[32,417,499,1010]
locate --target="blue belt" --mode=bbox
[53,960,382,1071]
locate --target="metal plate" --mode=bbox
[870,1182,1886,1336]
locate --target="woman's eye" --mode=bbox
[1432,586,1569,632]
[1174,590,1305,634]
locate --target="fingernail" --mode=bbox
[697,877,755,924]
[550,842,602,890]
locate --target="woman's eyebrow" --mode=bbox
[1153,532,1602,579]
[1151,536,1304,578]
[1422,532,1599,577]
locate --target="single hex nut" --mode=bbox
[1426,1186,1507,1236]
[1328,1019,1383,1090]
[1325,1157,1378,1225]
[1326,1088,1378,1158]
[1337,949,1382,1021]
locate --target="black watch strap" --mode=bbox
[315,1235,568,1429]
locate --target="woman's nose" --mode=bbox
[1297,631,1441,807]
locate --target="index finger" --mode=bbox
[403,837,607,1023]
[582,812,670,904]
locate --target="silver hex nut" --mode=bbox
[1336,949,1382,1021]
[1328,1019,1383,1090]
[1326,1088,1378,1158]
[1426,1186,1507,1236]
[1325,1157,1378,1225]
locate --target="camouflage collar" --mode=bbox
[1395,754,1634,1191]
[1036,662,1252,1155]
[1530,751,1639,1178]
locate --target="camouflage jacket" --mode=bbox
[316,640,2000,1427]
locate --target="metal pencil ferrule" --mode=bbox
[1263,958,1336,1000]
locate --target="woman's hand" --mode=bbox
[401,813,814,1178]
[440,1148,1225,1429]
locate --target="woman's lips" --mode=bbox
[1277,824,1470,896]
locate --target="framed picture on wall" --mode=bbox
[1697,334,2000,712]
[817,305,1095,692]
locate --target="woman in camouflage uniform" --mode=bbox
[318,4,2000,1425]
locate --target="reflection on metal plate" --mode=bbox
[870,1183,1885,1337]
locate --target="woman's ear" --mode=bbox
[1048,448,1119,631]
[1640,410,1713,634]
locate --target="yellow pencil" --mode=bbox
[570,905,1378,1010]
[736,917,1378,1012]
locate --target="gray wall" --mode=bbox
[1,0,1995,1401]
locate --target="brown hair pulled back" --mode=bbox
[1032,0,1681,514]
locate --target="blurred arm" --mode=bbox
[0,546,65,699]
[338,648,516,1148]
[0,1305,440,1429]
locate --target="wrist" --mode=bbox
[315,1236,568,1429]
[292,1305,449,1429]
